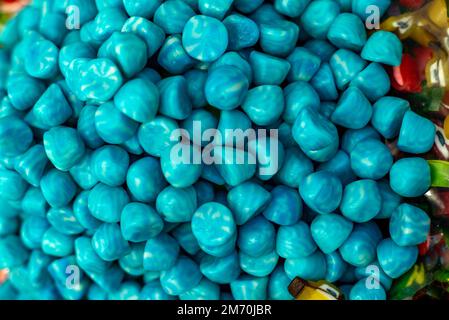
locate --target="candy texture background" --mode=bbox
[0,0,447,301]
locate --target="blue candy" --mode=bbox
[340,180,381,223]
[389,204,430,246]
[389,157,431,198]
[397,111,436,154]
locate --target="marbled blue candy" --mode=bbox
[332,87,372,129]
[156,186,197,223]
[242,85,284,126]
[376,180,402,219]
[172,223,200,255]
[73,191,102,230]
[330,49,367,90]
[284,81,320,124]
[42,227,75,257]
[230,275,268,300]
[327,13,366,51]
[154,0,196,34]
[123,0,161,18]
[263,185,302,225]
[179,278,220,300]
[213,145,257,186]
[350,139,393,180]
[240,250,279,277]
[325,251,348,283]
[258,19,299,57]
[158,35,195,75]
[371,97,410,139]
[340,180,381,223]
[351,63,390,102]
[389,157,431,198]
[311,214,353,254]
[69,151,98,190]
[88,183,129,223]
[277,221,317,258]
[285,251,327,281]
[377,238,418,279]
[238,216,275,257]
[397,111,436,154]
[317,150,356,186]
[0,115,33,157]
[361,31,402,66]
[200,251,240,284]
[275,147,313,188]
[349,278,386,300]
[390,204,430,246]
[91,223,131,261]
[40,169,77,208]
[300,171,343,214]
[341,126,380,154]
[143,233,180,271]
[92,145,129,187]
[300,0,340,40]
[249,51,290,86]
[311,63,338,101]
[20,216,49,250]
[223,14,259,51]
[138,116,179,157]
[121,203,164,242]
[158,75,192,120]
[127,157,166,203]
[31,84,72,127]
[122,17,165,58]
[59,42,96,78]
[160,255,202,295]
[47,207,84,235]
[75,237,111,274]
[184,69,208,108]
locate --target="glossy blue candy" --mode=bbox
[43,126,85,171]
[300,171,343,214]
[341,126,380,154]
[31,84,72,127]
[159,35,195,75]
[88,183,129,223]
[69,151,98,190]
[352,0,391,20]
[158,75,192,120]
[47,207,84,235]
[330,49,367,90]
[182,109,217,147]
[275,147,313,188]
[238,216,275,257]
[77,105,104,149]
[397,111,436,154]
[48,256,90,300]
[301,0,340,40]
[119,242,146,276]
[304,39,336,62]
[91,223,131,261]
[227,182,271,225]
[293,107,339,162]
[160,255,202,295]
[20,216,49,249]
[40,169,77,208]
[311,214,353,254]
[0,115,33,157]
[108,281,141,300]
[389,157,431,198]
[59,42,96,78]
[21,187,47,218]
[349,278,386,300]
[73,191,102,230]
[259,19,299,57]
[210,51,253,83]
[341,180,381,223]
[0,168,27,201]
[283,81,320,124]
[376,180,402,219]
[198,0,233,20]
[354,261,392,291]
[91,145,129,187]
[215,110,251,147]
[91,8,128,43]
[213,146,257,186]
[156,186,197,223]
[242,85,284,126]
[377,238,418,279]
[140,281,176,300]
[41,227,75,257]
[179,277,220,300]
[287,47,321,82]
[230,275,268,300]
[350,139,393,180]
[317,150,356,186]
[268,266,293,300]
[263,185,302,225]
[249,51,290,86]
[123,0,161,18]
[361,31,402,66]
[235,0,264,14]
[200,251,240,284]
[328,13,366,51]
[121,203,164,242]
[277,221,317,258]
[122,17,165,58]
[351,63,390,102]
[325,251,348,283]
[138,116,179,157]
[390,204,430,246]
[0,237,26,268]
[184,69,208,108]
[75,237,111,274]
[143,233,180,271]
[311,63,338,101]
[172,223,200,255]
[223,14,259,51]
[6,73,46,111]
[372,97,410,139]
[240,249,279,277]
[154,0,196,34]
[332,87,373,129]
[23,32,59,79]
[127,157,166,203]
[12,144,47,187]
[285,251,327,281]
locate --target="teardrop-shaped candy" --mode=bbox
[311,214,353,254]
[389,203,430,246]
[340,180,381,223]
[327,13,366,51]
[389,157,431,198]
[397,111,436,154]
[300,171,343,214]
[156,186,197,223]
[361,31,402,66]
[332,87,372,129]
[377,238,418,279]
[284,251,327,281]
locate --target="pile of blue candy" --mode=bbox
[0,0,435,300]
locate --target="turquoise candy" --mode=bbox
[75,237,111,274]
[181,109,217,147]
[330,49,367,90]
[230,275,268,300]
[240,250,279,277]
[274,0,309,17]
[73,191,102,230]
[390,204,430,246]
[184,69,208,108]
[285,251,327,281]
[119,243,145,276]
[311,63,338,101]
[127,157,166,203]
[41,227,74,257]
[59,42,96,78]
[98,32,148,78]
[154,0,196,34]
[377,238,418,279]
[194,181,215,206]
[31,84,72,127]
[21,187,48,218]
[179,278,220,300]
[14,145,48,187]
[318,150,356,186]
[238,216,275,257]
[276,221,317,258]
[354,261,392,290]
[138,67,161,84]
[69,151,98,190]
[172,223,200,255]
[91,223,131,261]
[87,264,125,293]
[332,87,373,130]
[258,19,299,57]
[192,202,237,246]
[210,51,253,83]
[0,115,33,157]
[397,111,436,154]
[325,251,347,282]
[340,180,381,223]
[77,105,104,149]
[143,233,180,271]
[205,65,249,110]
[121,203,164,242]
[0,236,27,269]
[263,185,302,225]
[158,75,192,120]
[91,8,128,43]
[0,168,27,201]
[88,183,129,223]
[183,15,228,62]
[0,214,18,236]
[339,222,382,267]
[47,207,85,235]
[300,0,340,40]
[88,284,109,300]
[283,81,320,124]
[227,182,271,225]
[40,169,77,208]
[311,214,353,254]
[43,126,85,171]
[352,0,391,21]
[389,157,431,197]
[213,146,257,186]
[223,14,259,51]
[287,47,321,82]
[349,278,386,300]
[242,85,284,126]
[23,32,59,79]
[292,107,339,162]
[122,17,165,58]
[215,110,251,146]
[92,145,129,187]
[268,266,293,300]
[200,251,240,284]
[20,216,49,249]
[351,63,390,102]
[275,147,313,188]
[66,58,123,103]
[235,0,264,14]
[114,79,159,123]
[372,97,410,139]
[299,171,343,214]
[27,250,52,286]
[123,0,161,18]
[361,31,402,67]
[159,35,196,75]
[304,39,336,62]
[140,281,175,300]
[156,186,197,223]
[376,180,402,219]
[95,101,139,144]
[341,126,380,154]
[47,256,89,300]
[199,0,233,20]
[138,116,179,157]
[249,51,291,86]
[108,281,141,300]
[160,255,202,296]
[350,139,393,180]
[327,13,366,51]
[6,73,46,111]
[160,143,202,188]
